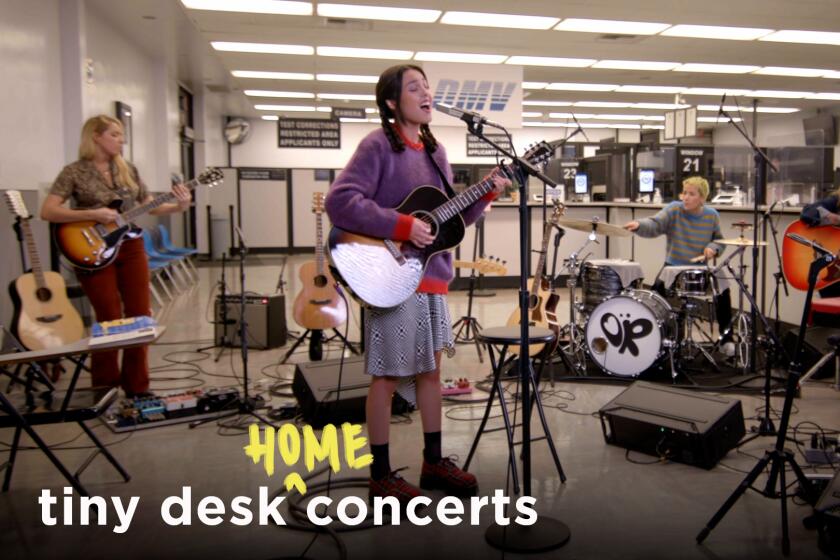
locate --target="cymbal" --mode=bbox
[718,237,768,247]
[555,217,632,237]
[730,220,754,230]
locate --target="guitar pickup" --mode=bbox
[36,314,63,323]
[309,299,332,305]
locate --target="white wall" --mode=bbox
[0,0,65,192]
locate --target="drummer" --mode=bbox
[624,176,733,348]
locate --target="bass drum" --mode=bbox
[585,289,675,377]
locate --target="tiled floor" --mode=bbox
[1,255,838,559]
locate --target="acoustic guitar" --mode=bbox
[4,190,84,350]
[781,220,840,291]
[327,141,553,308]
[505,199,565,357]
[293,193,347,330]
[452,256,508,276]
[54,167,222,270]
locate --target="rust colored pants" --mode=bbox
[77,237,151,395]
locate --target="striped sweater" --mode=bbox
[635,201,724,265]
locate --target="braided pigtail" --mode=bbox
[419,124,438,153]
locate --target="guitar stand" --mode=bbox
[280,329,359,364]
[452,270,484,363]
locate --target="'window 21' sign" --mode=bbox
[433,80,517,112]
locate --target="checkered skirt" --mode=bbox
[365,293,454,405]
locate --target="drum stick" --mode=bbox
[690,255,706,263]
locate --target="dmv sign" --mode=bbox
[424,62,523,128]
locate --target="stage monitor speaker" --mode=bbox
[783,326,840,379]
[816,469,840,557]
[293,357,411,428]
[214,293,286,349]
[599,381,745,469]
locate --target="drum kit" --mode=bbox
[549,216,768,380]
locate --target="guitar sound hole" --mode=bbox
[412,211,438,237]
[314,275,328,288]
[36,287,52,302]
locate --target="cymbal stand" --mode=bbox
[557,227,598,375]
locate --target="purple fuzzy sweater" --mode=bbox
[325,128,494,294]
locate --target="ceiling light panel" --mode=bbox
[546,83,618,91]
[522,112,543,117]
[747,90,812,98]
[317,46,413,59]
[317,93,377,100]
[616,85,684,94]
[244,90,315,98]
[255,104,317,111]
[592,60,680,71]
[574,101,631,108]
[441,11,559,30]
[549,113,595,119]
[753,67,830,77]
[182,0,312,15]
[212,42,314,55]
[698,116,742,123]
[317,3,440,23]
[681,88,752,96]
[522,100,573,106]
[807,93,840,100]
[522,82,548,89]
[232,70,314,80]
[506,56,595,67]
[415,52,508,64]
[760,30,840,46]
[660,24,771,40]
[316,74,378,83]
[675,63,759,74]
[261,115,280,121]
[555,18,670,35]
[632,103,689,109]
[696,105,801,113]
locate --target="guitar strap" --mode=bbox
[423,145,457,200]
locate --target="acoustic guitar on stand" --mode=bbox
[781,220,840,291]
[4,190,84,351]
[506,199,565,357]
[452,256,508,276]
[293,193,347,331]
[54,167,223,270]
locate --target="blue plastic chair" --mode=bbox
[157,225,198,256]
[142,230,188,292]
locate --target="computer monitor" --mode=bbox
[638,168,655,194]
[574,172,588,194]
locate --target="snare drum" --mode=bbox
[673,269,712,297]
[585,289,675,377]
[581,259,644,315]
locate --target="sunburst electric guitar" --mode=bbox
[54,167,223,270]
[293,193,347,330]
[782,220,840,291]
[4,190,84,350]
[327,141,553,308]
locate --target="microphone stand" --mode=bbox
[465,120,570,552]
[719,106,778,377]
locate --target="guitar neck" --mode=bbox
[530,220,554,293]
[315,211,324,275]
[431,165,511,222]
[20,218,46,288]
[122,176,201,222]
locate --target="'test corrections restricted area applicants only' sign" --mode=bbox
[278,118,340,149]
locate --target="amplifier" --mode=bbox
[214,293,286,349]
[598,381,745,469]
[293,357,411,428]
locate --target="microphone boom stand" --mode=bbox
[465,120,570,552]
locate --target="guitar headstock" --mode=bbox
[196,167,224,188]
[3,190,30,220]
[312,192,325,214]
[522,140,553,168]
[474,256,507,276]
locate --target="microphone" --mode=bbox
[571,112,590,142]
[763,200,778,217]
[434,102,503,129]
[717,93,727,118]
[786,233,834,258]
